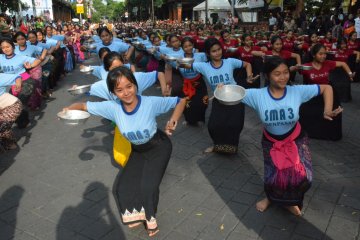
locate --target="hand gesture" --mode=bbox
[165,119,178,136]
[162,84,171,96]
[24,62,31,69]
[323,106,343,121]
[216,83,224,89]
[246,74,260,83]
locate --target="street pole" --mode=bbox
[205,0,208,24]
[231,0,235,17]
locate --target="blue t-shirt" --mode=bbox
[0,54,36,74]
[92,35,101,43]
[0,73,20,96]
[95,41,130,54]
[47,35,65,48]
[91,63,132,81]
[87,96,179,144]
[170,52,207,79]
[91,65,106,80]
[39,39,58,49]
[241,85,320,135]
[89,71,158,100]
[15,44,43,58]
[192,58,243,90]
[158,46,184,56]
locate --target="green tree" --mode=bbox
[0,0,28,13]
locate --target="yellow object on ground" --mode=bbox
[113,126,131,167]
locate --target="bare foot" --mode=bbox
[256,198,271,212]
[148,228,159,237]
[204,146,214,153]
[128,222,142,228]
[285,206,302,216]
[7,143,18,150]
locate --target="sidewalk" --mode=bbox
[0,57,359,240]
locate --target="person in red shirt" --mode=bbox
[212,24,222,40]
[237,35,261,63]
[300,44,353,84]
[282,30,295,52]
[185,23,197,37]
[333,38,360,63]
[220,29,239,58]
[235,34,263,88]
[298,43,350,140]
[252,36,301,64]
[193,27,207,52]
[19,20,28,34]
[320,31,336,51]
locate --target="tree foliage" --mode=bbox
[82,0,126,22]
[0,0,29,13]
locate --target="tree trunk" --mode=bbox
[294,0,304,18]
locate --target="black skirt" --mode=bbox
[299,92,342,141]
[171,68,184,98]
[113,130,172,230]
[208,98,245,154]
[329,68,352,103]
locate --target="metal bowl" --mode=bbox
[57,110,90,125]
[85,38,95,43]
[80,66,94,73]
[327,51,336,55]
[233,34,241,38]
[264,55,274,61]
[165,55,178,61]
[227,47,238,53]
[147,47,157,54]
[68,84,92,95]
[299,65,313,70]
[87,44,97,50]
[214,85,246,105]
[176,57,194,65]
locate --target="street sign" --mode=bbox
[76,4,84,14]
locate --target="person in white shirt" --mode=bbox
[354,9,360,38]
[269,13,277,31]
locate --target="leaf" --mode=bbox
[195,213,203,216]
[220,224,224,231]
